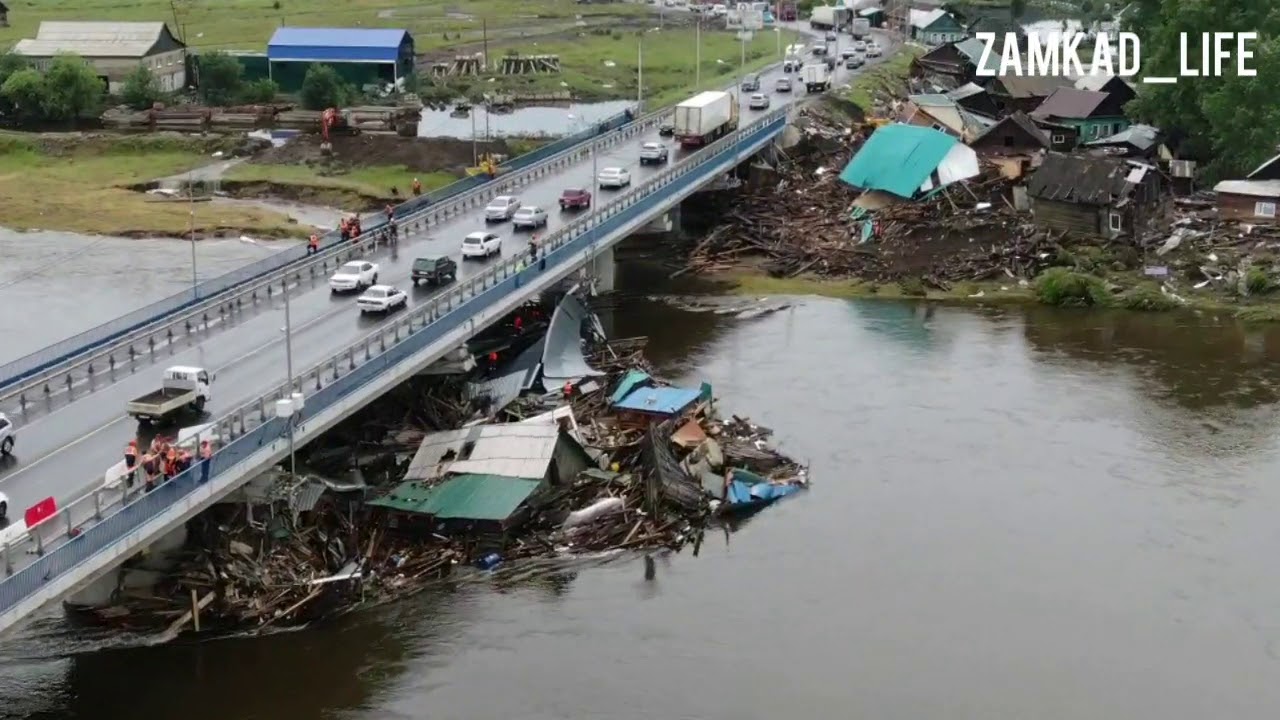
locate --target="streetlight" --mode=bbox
[695,17,702,90]
[188,169,198,301]
[567,113,598,200]
[239,236,297,476]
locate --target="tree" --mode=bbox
[1,69,48,123]
[121,65,162,110]
[1124,0,1280,180]
[197,51,244,106]
[41,54,104,122]
[299,64,350,110]
[0,52,32,115]
[238,77,278,104]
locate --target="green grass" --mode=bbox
[0,132,299,236]
[0,0,649,53]
[726,271,1034,303]
[224,162,454,201]
[840,45,921,112]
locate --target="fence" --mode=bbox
[0,109,787,627]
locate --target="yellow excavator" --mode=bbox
[465,153,506,178]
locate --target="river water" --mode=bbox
[5,265,1280,718]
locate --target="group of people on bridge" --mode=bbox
[124,436,214,492]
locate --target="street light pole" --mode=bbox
[283,277,296,476]
[188,169,198,301]
[695,19,701,89]
[470,106,478,166]
[637,35,644,114]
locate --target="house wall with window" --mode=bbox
[1216,182,1280,223]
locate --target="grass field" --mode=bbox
[0,0,650,53]
[0,133,300,237]
[223,162,454,205]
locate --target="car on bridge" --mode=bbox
[0,412,13,456]
[597,167,632,189]
[741,73,761,91]
[329,261,379,293]
[639,142,669,165]
[852,40,867,53]
[866,42,882,58]
[512,205,549,229]
[845,54,864,69]
[411,256,457,286]
[659,118,675,136]
[484,195,522,222]
[775,77,793,93]
[357,285,408,314]
[126,365,213,424]
[462,231,503,259]
[748,93,771,110]
[559,187,592,211]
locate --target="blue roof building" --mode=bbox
[266,27,415,91]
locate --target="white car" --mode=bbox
[484,195,521,222]
[0,412,13,456]
[511,206,549,229]
[852,40,867,53]
[748,93,770,110]
[597,167,631,189]
[865,42,882,58]
[639,142,669,165]
[329,260,379,293]
[462,231,502,259]
[356,284,408,313]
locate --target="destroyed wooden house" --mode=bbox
[946,83,1000,118]
[369,421,595,533]
[838,123,980,201]
[1212,180,1280,223]
[981,74,1074,116]
[899,93,993,141]
[967,111,1048,178]
[1027,153,1163,239]
[1083,124,1162,159]
[911,38,994,87]
[1031,86,1131,147]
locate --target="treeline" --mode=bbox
[0,51,364,127]
[1125,0,1280,179]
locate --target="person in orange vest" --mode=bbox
[352,216,362,239]
[513,315,523,332]
[164,447,178,481]
[307,233,320,255]
[124,440,138,488]
[412,177,422,196]
[339,218,351,242]
[562,381,573,400]
[141,452,158,492]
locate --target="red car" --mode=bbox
[559,187,592,211]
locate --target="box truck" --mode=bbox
[673,91,740,147]
[801,63,831,93]
[850,18,870,39]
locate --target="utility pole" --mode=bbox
[188,169,198,300]
[637,36,644,114]
[695,19,701,89]
[471,108,478,166]
[283,277,296,477]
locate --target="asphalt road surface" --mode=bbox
[0,28,897,527]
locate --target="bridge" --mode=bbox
[0,96,791,634]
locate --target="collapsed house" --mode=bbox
[838,124,980,201]
[1027,153,1163,239]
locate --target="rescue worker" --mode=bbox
[339,218,351,242]
[562,382,574,400]
[124,440,138,488]
[142,452,158,492]
[514,315,523,332]
[412,177,422,196]
[164,447,178,482]
[387,217,398,242]
[351,216,362,239]
[199,439,213,484]
[307,233,320,255]
[488,351,499,369]
[177,449,193,475]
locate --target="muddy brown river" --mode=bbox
[4,263,1280,718]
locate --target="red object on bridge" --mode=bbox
[24,496,57,529]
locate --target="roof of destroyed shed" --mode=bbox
[947,83,988,101]
[369,474,540,521]
[1214,180,1280,198]
[404,423,564,482]
[838,124,958,198]
[613,385,703,416]
[972,111,1049,148]
[989,74,1074,99]
[1027,153,1145,204]
[1031,87,1113,119]
[610,369,653,404]
[1084,123,1160,151]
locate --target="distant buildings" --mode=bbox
[266,27,415,93]
[13,21,187,93]
[0,2,10,28]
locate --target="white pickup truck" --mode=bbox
[126,365,213,424]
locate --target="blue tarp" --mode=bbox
[612,386,702,416]
[610,369,652,405]
[724,469,804,507]
[268,28,411,63]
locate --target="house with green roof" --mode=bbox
[838,124,980,200]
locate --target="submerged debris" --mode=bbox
[82,293,807,637]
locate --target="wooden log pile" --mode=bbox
[499,54,561,75]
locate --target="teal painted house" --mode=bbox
[909,9,966,45]
[1030,87,1130,145]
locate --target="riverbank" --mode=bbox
[0,133,302,238]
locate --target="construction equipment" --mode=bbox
[466,154,507,178]
[320,107,360,155]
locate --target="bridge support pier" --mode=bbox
[591,244,616,293]
[66,525,189,608]
[636,203,681,235]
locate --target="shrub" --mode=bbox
[1033,268,1112,307]
[1118,284,1180,312]
[1245,267,1272,295]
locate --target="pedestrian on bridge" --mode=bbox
[199,439,213,484]
[307,234,319,255]
[124,440,138,488]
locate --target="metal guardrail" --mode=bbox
[0,109,788,623]
[0,107,646,390]
[0,110,672,414]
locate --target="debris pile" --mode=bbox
[83,301,807,637]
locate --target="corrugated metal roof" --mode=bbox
[612,386,702,416]
[268,27,410,63]
[368,474,540,521]
[610,369,652,404]
[14,21,175,58]
[947,83,987,101]
[1032,87,1112,120]
[1084,123,1159,151]
[1214,180,1280,198]
[404,423,561,482]
[1028,153,1145,204]
[909,9,949,29]
[990,74,1073,99]
[839,124,958,198]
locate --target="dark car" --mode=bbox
[559,187,592,211]
[741,73,761,91]
[658,119,675,136]
[411,256,457,286]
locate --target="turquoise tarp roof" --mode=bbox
[838,124,958,199]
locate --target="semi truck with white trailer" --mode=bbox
[809,6,851,30]
[126,365,214,424]
[850,18,870,39]
[801,63,831,93]
[673,90,740,148]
